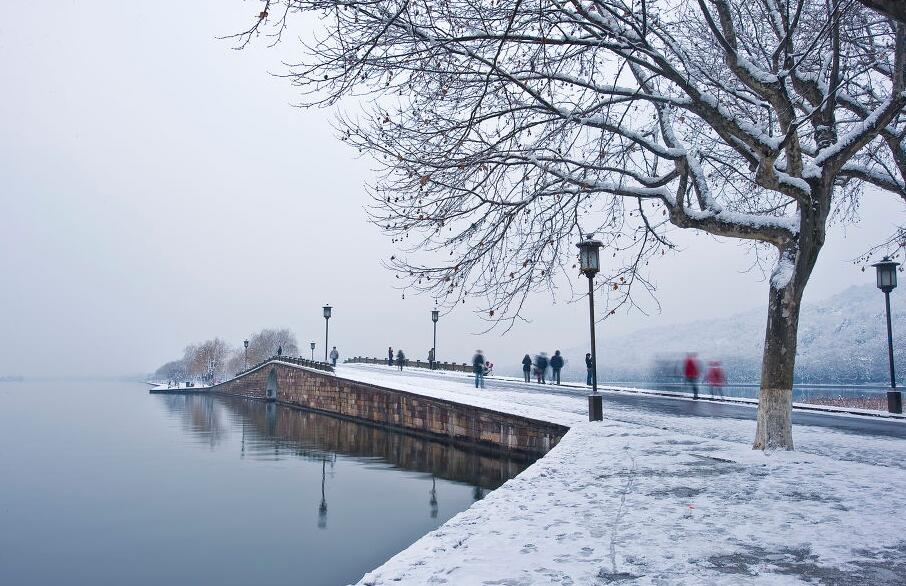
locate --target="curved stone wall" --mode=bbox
[208,360,568,456]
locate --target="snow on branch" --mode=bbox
[230,0,906,317]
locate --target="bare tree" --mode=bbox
[186,338,232,382]
[231,0,906,449]
[154,359,189,382]
[245,328,299,364]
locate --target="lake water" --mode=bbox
[0,381,535,585]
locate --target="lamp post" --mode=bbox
[872,257,901,413]
[577,234,604,421]
[323,305,332,362]
[310,341,316,361]
[431,309,439,369]
[243,339,249,370]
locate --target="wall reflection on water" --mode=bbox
[159,393,535,523]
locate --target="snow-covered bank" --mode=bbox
[147,381,210,391]
[336,364,906,585]
[360,420,906,585]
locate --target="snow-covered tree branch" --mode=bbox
[230,0,906,449]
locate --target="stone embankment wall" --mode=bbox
[209,360,568,456]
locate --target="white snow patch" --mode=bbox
[771,248,796,290]
[337,364,906,585]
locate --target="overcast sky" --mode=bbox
[1,1,904,378]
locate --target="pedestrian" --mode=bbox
[521,354,532,383]
[329,346,339,367]
[277,345,283,357]
[472,350,486,388]
[705,361,726,399]
[396,349,406,371]
[428,347,435,369]
[683,353,701,399]
[388,346,394,367]
[550,350,564,385]
[535,353,549,384]
[585,352,593,386]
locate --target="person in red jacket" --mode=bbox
[705,361,726,399]
[683,353,701,399]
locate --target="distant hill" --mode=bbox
[550,284,905,385]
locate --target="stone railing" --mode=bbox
[235,354,334,378]
[344,356,475,373]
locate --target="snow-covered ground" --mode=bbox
[147,381,210,391]
[334,364,906,585]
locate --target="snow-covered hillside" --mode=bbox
[551,284,905,384]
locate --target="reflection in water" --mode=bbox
[157,394,536,521]
[430,476,438,519]
[160,394,226,447]
[319,459,329,529]
[0,382,537,586]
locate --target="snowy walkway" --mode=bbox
[335,364,906,585]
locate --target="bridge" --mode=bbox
[203,357,568,456]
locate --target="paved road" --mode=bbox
[349,365,906,440]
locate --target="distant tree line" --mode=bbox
[153,328,299,383]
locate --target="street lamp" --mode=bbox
[323,305,332,362]
[243,339,249,370]
[431,309,440,369]
[310,341,316,361]
[577,234,604,421]
[872,257,901,413]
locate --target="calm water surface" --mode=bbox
[0,381,534,585]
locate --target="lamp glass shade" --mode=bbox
[323,305,332,319]
[873,258,899,291]
[310,342,316,350]
[431,310,439,323]
[576,235,603,275]
[243,340,249,348]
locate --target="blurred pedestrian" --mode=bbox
[388,346,394,367]
[277,345,283,357]
[428,347,435,369]
[705,361,726,399]
[683,353,701,399]
[550,350,564,385]
[472,350,486,388]
[521,354,532,383]
[585,353,593,386]
[329,346,339,367]
[535,353,549,384]
[396,349,406,371]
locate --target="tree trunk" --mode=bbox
[753,273,803,450]
[753,211,823,450]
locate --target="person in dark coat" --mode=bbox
[550,350,564,385]
[388,347,394,367]
[472,350,486,388]
[396,349,406,370]
[521,354,532,383]
[535,353,549,384]
[277,345,283,357]
[585,353,593,386]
